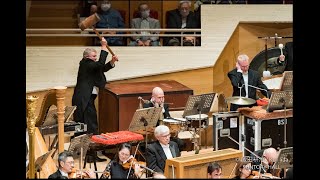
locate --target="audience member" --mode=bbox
[94,0,125,46]
[129,3,161,46]
[164,0,200,46]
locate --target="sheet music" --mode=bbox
[262,76,283,89]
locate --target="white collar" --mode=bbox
[59,169,68,178]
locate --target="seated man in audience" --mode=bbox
[164,0,200,46]
[146,125,181,174]
[94,0,125,46]
[207,162,222,179]
[129,3,161,46]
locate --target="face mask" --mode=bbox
[141,10,150,19]
[101,4,111,11]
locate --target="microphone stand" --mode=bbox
[140,117,149,153]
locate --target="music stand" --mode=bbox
[42,106,77,126]
[129,107,162,149]
[273,147,293,177]
[68,134,91,172]
[182,93,216,148]
[267,90,292,148]
[267,90,293,112]
[280,71,293,91]
[34,149,55,178]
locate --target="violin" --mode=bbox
[247,170,261,179]
[68,168,91,179]
[122,157,156,174]
[247,171,280,179]
[122,157,146,170]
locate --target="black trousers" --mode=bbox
[83,94,98,135]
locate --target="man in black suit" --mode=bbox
[278,41,293,71]
[146,125,181,174]
[143,87,170,120]
[143,87,185,152]
[48,151,95,179]
[164,0,200,46]
[72,37,118,163]
[228,54,271,111]
[72,37,118,135]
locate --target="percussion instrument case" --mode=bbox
[243,116,293,156]
[212,112,241,151]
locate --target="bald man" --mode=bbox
[143,87,171,120]
[250,147,279,174]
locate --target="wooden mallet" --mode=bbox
[79,13,115,56]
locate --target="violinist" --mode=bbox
[101,143,143,179]
[233,161,255,179]
[48,151,95,179]
[250,148,281,176]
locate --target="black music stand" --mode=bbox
[273,147,293,177]
[267,90,292,148]
[267,90,293,112]
[280,71,293,91]
[182,93,216,148]
[68,134,91,172]
[129,107,162,149]
[34,149,55,178]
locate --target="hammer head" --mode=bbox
[78,13,101,31]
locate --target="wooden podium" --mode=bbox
[98,80,193,133]
[164,148,243,179]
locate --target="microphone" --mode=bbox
[247,84,270,99]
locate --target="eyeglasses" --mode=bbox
[160,134,170,138]
[65,161,74,165]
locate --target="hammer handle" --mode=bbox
[93,28,115,56]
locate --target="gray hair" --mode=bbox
[83,48,97,58]
[154,125,170,137]
[58,151,73,167]
[179,0,191,7]
[237,54,249,63]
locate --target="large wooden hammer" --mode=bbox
[79,13,115,56]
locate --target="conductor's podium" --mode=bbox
[164,148,242,179]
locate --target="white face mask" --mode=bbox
[101,4,111,11]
